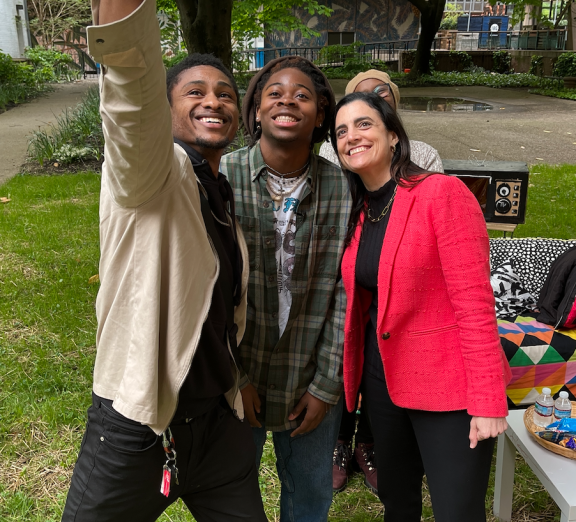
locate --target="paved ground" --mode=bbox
[329,81,576,166]
[0,80,96,186]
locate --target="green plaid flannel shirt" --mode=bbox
[221,143,351,431]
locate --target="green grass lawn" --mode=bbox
[1,165,574,521]
[506,164,576,240]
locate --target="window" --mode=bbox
[327,32,355,46]
[446,0,485,13]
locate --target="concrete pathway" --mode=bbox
[329,82,576,166]
[1,80,574,188]
[0,80,96,186]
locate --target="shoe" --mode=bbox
[332,439,352,493]
[353,442,378,495]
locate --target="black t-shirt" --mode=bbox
[172,140,242,420]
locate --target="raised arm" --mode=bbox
[98,0,144,24]
[87,0,174,207]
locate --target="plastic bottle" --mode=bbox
[533,387,554,427]
[553,391,572,422]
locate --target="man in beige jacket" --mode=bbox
[61,0,267,520]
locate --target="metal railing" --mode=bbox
[451,29,567,51]
[237,29,567,72]
[238,40,418,71]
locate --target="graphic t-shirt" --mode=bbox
[266,169,309,337]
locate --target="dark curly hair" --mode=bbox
[250,56,332,146]
[330,92,434,245]
[166,53,239,106]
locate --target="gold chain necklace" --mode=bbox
[367,185,397,223]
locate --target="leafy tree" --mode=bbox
[232,0,332,42]
[157,0,332,70]
[488,0,570,28]
[406,0,447,77]
[27,0,92,48]
[439,3,463,30]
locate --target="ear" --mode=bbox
[315,108,324,128]
[256,106,261,123]
[390,131,399,147]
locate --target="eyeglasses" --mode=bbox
[373,83,395,103]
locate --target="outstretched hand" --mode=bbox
[288,392,329,437]
[469,416,508,449]
[240,383,262,428]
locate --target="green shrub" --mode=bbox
[316,41,365,66]
[163,50,188,69]
[0,49,53,111]
[529,88,576,100]
[440,3,462,30]
[394,70,563,90]
[0,47,79,112]
[529,55,544,76]
[317,42,387,79]
[28,85,104,166]
[235,72,255,91]
[492,50,512,74]
[0,50,20,83]
[448,50,472,72]
[553,52,576,77]
[25,47,78,82]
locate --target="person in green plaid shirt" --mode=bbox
[221,56,351,521]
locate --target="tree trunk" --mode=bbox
[567,0,576,50]
[175,0,234,70]
[407,0,447,77]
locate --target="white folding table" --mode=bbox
[494,408,576,522]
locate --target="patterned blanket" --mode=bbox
[499,313,576,408]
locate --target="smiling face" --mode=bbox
[170,65,239,155]
[256,68,324,148]
[355,78,396,109]
[334,99,398,181]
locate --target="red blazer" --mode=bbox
[342,174,511,418]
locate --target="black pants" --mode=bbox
[62,394,267,522]
[362,373,495,522]
[338,393,373,445]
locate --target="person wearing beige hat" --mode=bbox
[319,70,443,173]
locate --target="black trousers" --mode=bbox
[362,373,495,522]
[62,394,267,522]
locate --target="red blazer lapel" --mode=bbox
[376,186,416,331]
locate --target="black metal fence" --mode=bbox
[447,29,566,51]
[238,40,418,71]
[237,29,567,72]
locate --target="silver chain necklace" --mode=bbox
[266,168,308,202]
[264,159,310,202]
[264,160,309,178]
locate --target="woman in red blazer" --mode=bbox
[330,92,511,522]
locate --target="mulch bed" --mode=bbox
[20,158,103,176]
